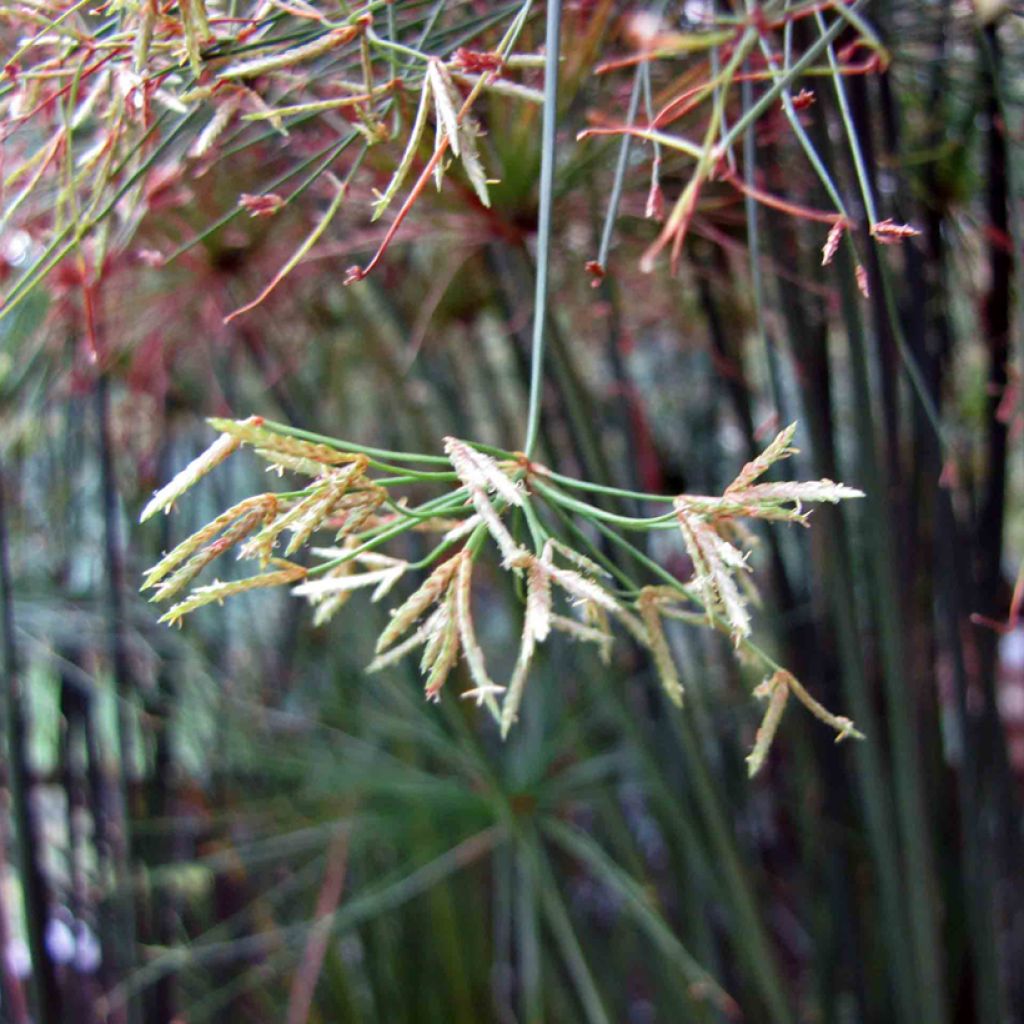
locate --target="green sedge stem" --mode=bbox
[522,0,562,459]
[541,471,676,504]
[532,480,677,531]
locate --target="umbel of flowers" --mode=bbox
[141,417,864,774]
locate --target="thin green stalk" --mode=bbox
[522,0,562,458]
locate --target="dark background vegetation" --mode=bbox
[0,1,1022,1022]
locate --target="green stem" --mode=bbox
[522,0,562,458]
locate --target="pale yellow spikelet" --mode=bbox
[428,58,461,156]
[549,614,612,648]
[134,0,157,72]
[548,539,612,579]
[456,115,491,208]
[217,24,362,81]
[538,561,619,613]
[454,551,504,710]
[252,448,332,477]
[525,548,552,643]
[330,489,387,538]
[444,437,523,507]
[372,69,433,221]
[293,566,407,602]
[207,418,366,468]
[285,470,379,557]
[726,424,798,494]
[139,430,241,523]
[638,589,684,707]
[499,627,535,738]
[365,606,442,673]
[729,480,865,509]
[423,588,459,699]
[283,487,345,557]
[142,494,277,589]
[746,673,790,777]
[310,564,355,626]
[190,93,242,159]
[376,556,460,654]
[440,513,482,545]
[582,602,614,664]
[674,503,751,641]
[179,0,211,78]
[151,506,266,603]
[420,596,451,673]
[159,559,306,626]
[466,487,524,567]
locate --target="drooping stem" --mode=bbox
[522,0,562,458]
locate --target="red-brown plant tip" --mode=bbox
[821,220,846,266]
[135,249,166,268]
[344,265,366,285]
[856,264,870,297]
[585,260,605,287]
[791,88,815,110]
[3,62,19,82]
[871,218,921,244]
[451,48,503,74]
[645,179,665,221]
[239,192,284,217]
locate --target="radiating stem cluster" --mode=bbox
[140,416,864,770]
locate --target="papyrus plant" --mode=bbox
[122,0,880,775]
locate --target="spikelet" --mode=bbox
[870,218,921,245]
[549,614,612,649]
[428,59,461,156]
[674,503,752,641]
[466,486,524,567]
[726,424,798,494]
[537,561,618,613]
[638,588,684,707]
[133,0,157,72]
[745,673,790,777]
[252,448,332,477]
[727,480,865,510]
[454,551,504,708]
[440,513,481,545]
[444,437,523,507]
[821,220,845,266]
[548,539,612,579]
[366,604,444,673]
[142,494,278,589]
[423,589,459,699]
[179,0,212,77]
[139,427,247,522]
[190,93,242,159]
[779,669,864,743]
[376,556,460,654]
[499,548,552,737]
[207,418,366,468]
[500,626,535,738]
[525,547,552,643]
[425,59,491,207]
[284,470,373,555]
[310,562,354,626]
[151,506,267,603]
[581,602,614,664]
[159,559,306,626]
[372,69,433,221]
[293,565,407,602]
[217,24,362,80]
